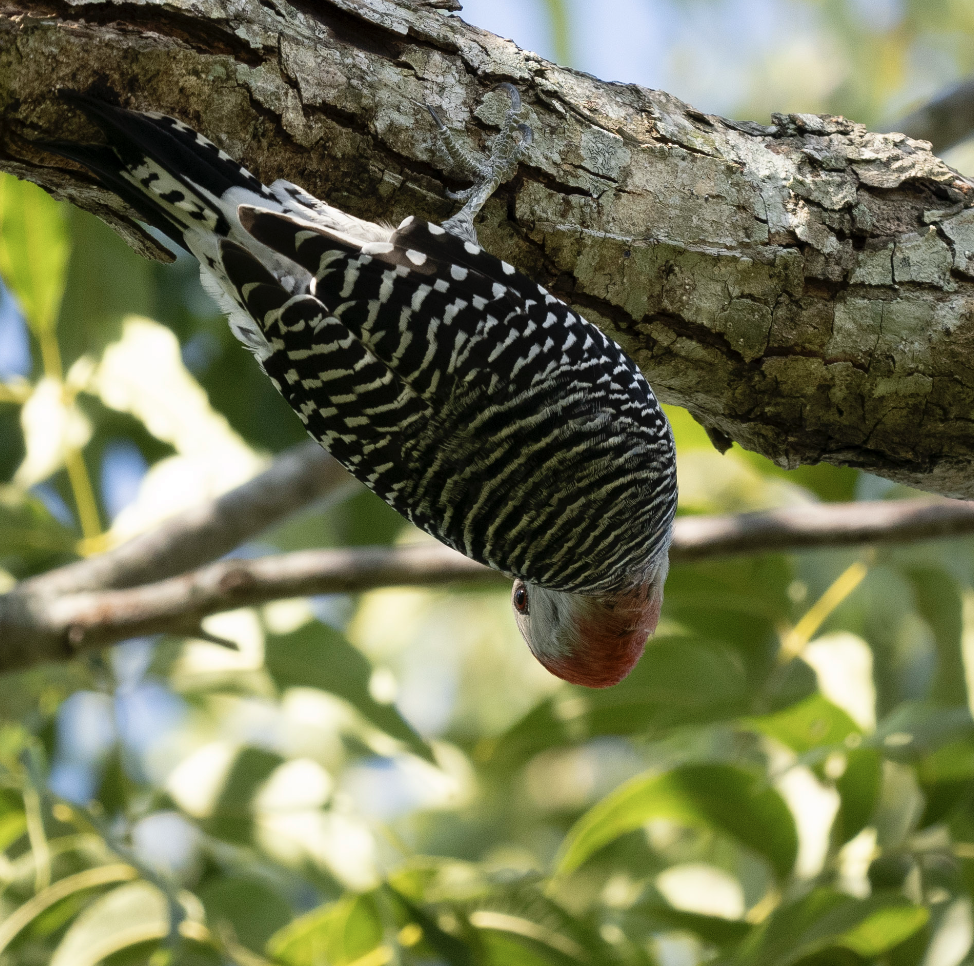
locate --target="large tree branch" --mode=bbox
[1,0,974,497]
[2,494,973,671]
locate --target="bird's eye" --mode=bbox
[513,583,529,615]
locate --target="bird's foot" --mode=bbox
[427,83,533,245]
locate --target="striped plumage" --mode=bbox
[51,91,678,688]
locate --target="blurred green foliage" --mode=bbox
[3,2,974,963]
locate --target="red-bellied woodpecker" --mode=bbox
[48,86,677,688]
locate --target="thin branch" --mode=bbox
[43,544,498,653]
[671,496,974,560]
[24,441,356,597]
[3,496,973,671]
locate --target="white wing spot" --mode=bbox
[362,241,395,255]
[398,215,415,229]
[451,264,469,281]
[501,261,516,275]
[427,223,446,235]
[464,241,480,255]
[406,249,427,266]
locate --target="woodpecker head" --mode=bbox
[511,557,669,688]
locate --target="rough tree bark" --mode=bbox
[2,0,974,501]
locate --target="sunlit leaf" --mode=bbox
[49,881,174,966]
[205,746,285,844]
[269,892,383,966]
[13,377,92,490]
[747,694,861,755]
[265,623,433,762]
[555,764,798,879]
[0,175,70,336]
[0,809,26,852]
[92,316,264,539]
[736,889,928,966]
[0,864,136,956]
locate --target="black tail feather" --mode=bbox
[41,137,190,250]
[48,91,274,249]
[60,91,269,203]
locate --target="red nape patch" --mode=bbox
[540,585,663,689]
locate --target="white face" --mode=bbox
[510,556,671,687]
[511,579,574,668]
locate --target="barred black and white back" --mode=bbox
[52,92,678,687]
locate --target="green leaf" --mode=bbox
[555,764,798,880]
[736,889,928,966]
[747,694,861,755]
[903,566,965,705]
[55,205,155,366]
[385,884,474,966]
[477,922,586,966]
[491,636,750,768]
[539,0,571,65]
[205,746,284,844]
[919,740,974,783]
[49,881,171,966]
[470,895,621,966]
[198,875,292,954]
[0,808,26,852]
[0,175,70,336]
[265,623,433,762]
[0,484,78,577]
[834,749,881,844]
[665,557,793,647]
[627,901,752,947]
[269,892,383,966]
[0,864,137,953]
[869,702,974,760]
